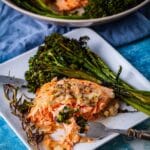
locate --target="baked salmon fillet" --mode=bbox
[27,78,118,150]
[55,0,88,11]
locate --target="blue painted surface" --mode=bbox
[0,117,26,150]
[0,1,150,150]
[118,37,150,80]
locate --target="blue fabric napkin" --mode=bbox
[0,1,150,150]
[0,1,150,63]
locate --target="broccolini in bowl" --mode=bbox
[1,0,149,26]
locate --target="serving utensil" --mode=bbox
[0,75,27,87]
[86,122,150,141]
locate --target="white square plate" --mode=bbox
[0,28,149,150]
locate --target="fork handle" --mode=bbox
[127,128,150,141]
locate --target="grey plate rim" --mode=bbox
[1,0,150,26]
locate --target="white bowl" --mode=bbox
[2,0,150,27]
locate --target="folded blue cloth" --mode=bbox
[0,1,150,63]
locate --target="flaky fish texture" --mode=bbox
[28,78,116,150]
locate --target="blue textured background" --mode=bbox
[0,1,150,150]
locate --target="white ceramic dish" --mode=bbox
[0,28,149,150]
[1,0,150,27]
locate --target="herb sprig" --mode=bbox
[3,84,44,148]
[56,106,87,133]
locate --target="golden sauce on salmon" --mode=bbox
[28,78,116,150]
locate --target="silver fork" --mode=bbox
[85,122,150,141]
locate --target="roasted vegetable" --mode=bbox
[76,116,87,133]
[56,106,75,123]
[84,0,143,18]
[25,33,150,115]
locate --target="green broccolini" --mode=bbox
[56,106,87,132]
[56,106,75,123]
[76,116,87,133]
[84,0,143,18]
[11,0,143,19]
[25,33,150,115]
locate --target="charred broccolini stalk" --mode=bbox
[25,33,150,115]
[12,0,143,19]
[84,0,143,18]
